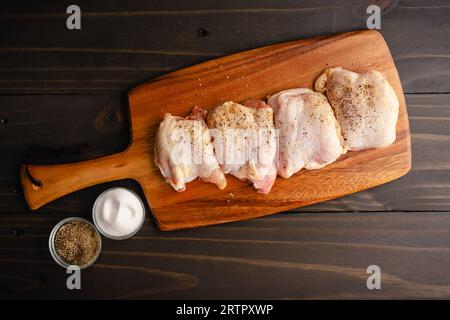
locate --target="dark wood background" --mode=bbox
[1,0,450,299]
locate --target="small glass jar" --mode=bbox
[49,217,102,269]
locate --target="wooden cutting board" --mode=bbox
[20,30,411,231]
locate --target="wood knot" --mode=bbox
[197,28,209,37]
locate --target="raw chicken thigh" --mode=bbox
[206,100,277,194]
[315,67,399,150]
[268,88,346,178]
[154,106,227,192]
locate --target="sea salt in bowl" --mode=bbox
[92,187,146,240]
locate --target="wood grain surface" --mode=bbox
[0,0,449,299]
[20,30,411,230]
[0,0,448,93]
[3,211,450,299]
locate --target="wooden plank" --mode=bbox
[2,211,450,299]
[0,94,448,213]
[383,1,450,93]
[0,0,448,93]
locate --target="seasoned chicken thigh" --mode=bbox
[268,88,346,178]
[315,67,399,150]
[154,106,227,192]
[206,100,277,194]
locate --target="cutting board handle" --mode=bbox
[20,151,134,210]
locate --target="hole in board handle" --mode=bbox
[25,165,43,190]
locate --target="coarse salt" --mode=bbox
[93,188,145,239]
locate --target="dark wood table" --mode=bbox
[1,0,450,299]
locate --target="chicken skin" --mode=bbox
[315,67,399,150]
[206,100,277,194]
[268,88,346,178]
[154,106,227,192]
